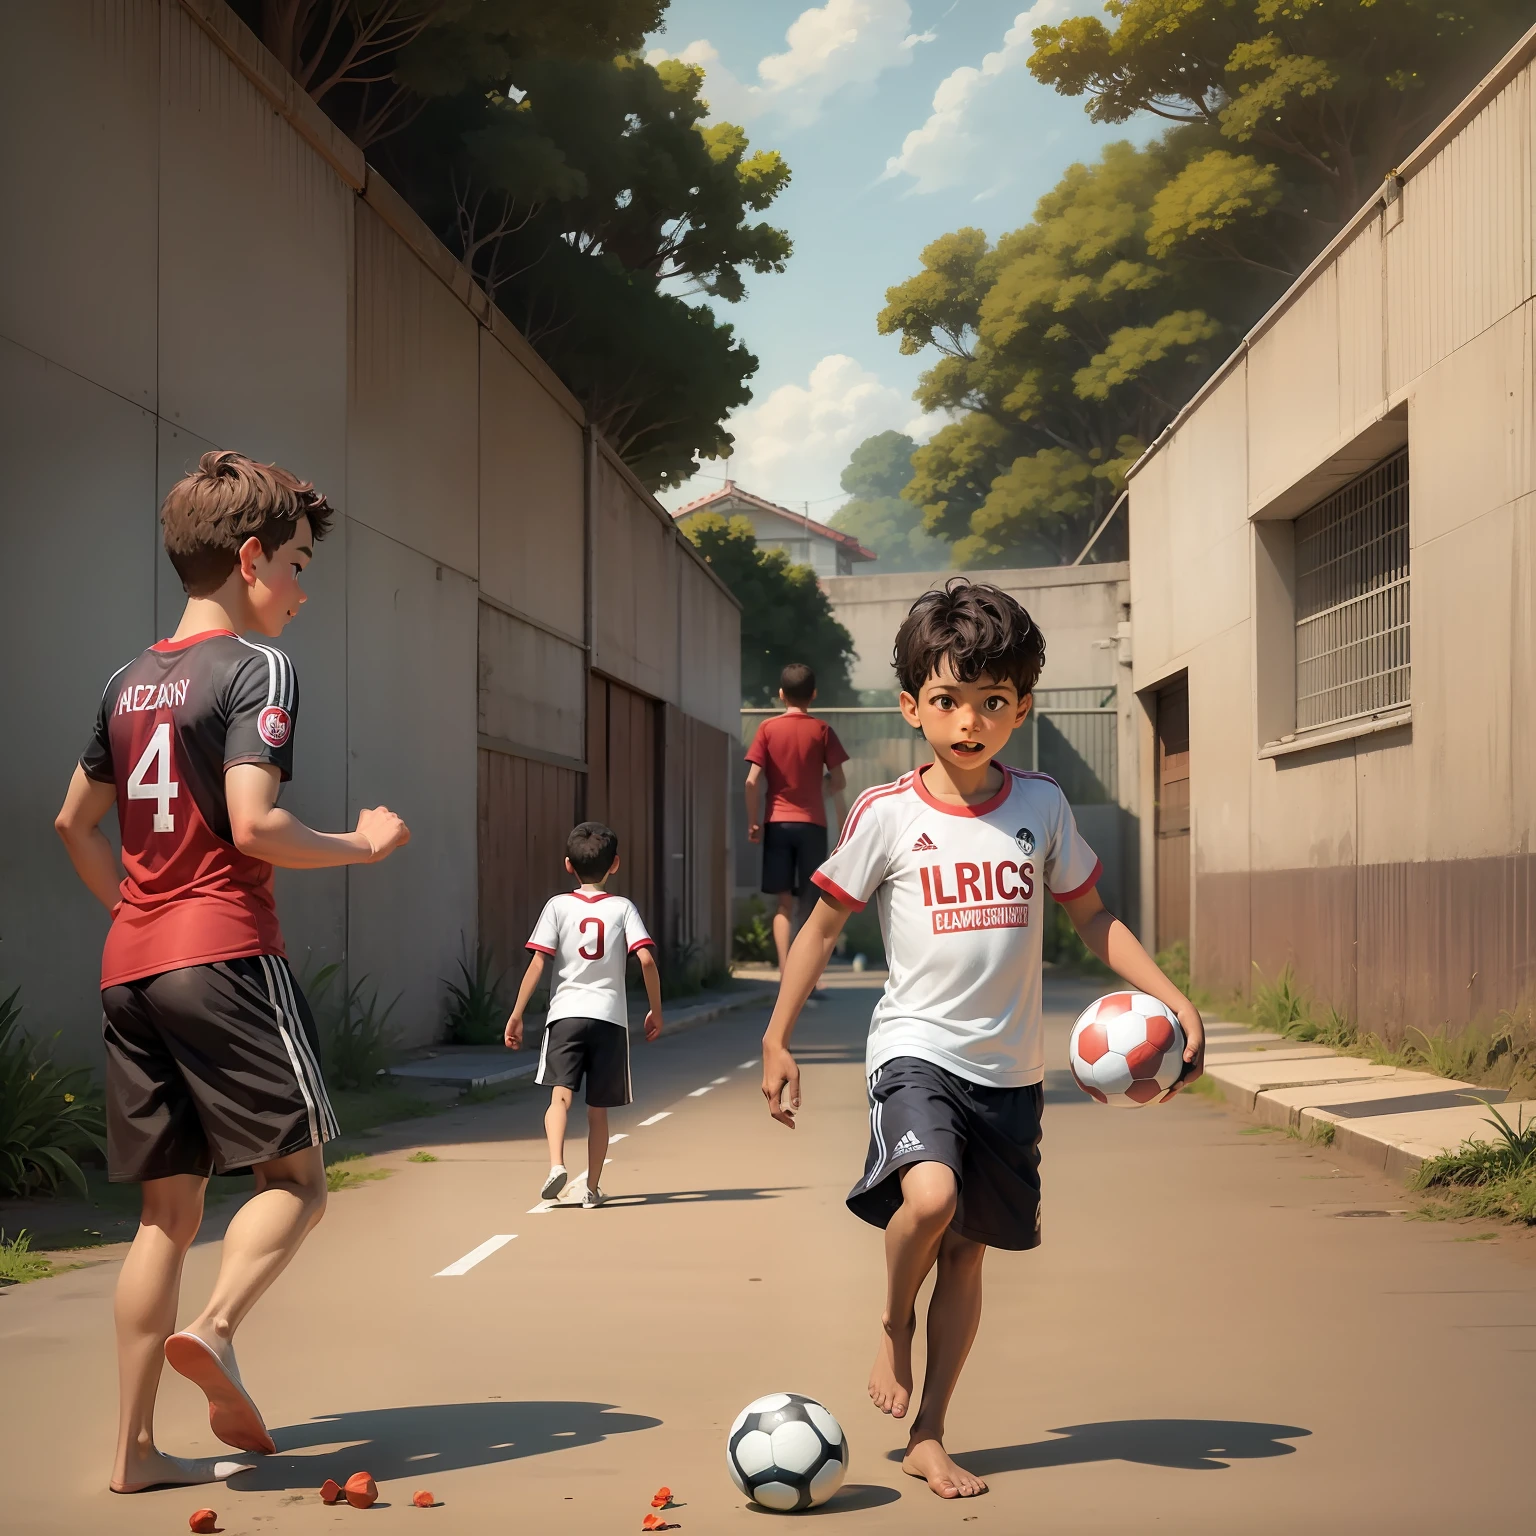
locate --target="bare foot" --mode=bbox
[111,1450,255,1493]
[902,1435,987,1499]
[868,1314,914,1418]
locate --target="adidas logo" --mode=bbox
[892,1129,926,1155]
[912,832,938,852]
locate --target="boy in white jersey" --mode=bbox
[760,579,1205,1501]
[505,822,662,1207]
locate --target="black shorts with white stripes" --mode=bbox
[846,1056,1044,1251]
[102,954,339,1182]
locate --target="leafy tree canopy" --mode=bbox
[828,433,953,573]
[234,3,792,490]
[681,513,857,706]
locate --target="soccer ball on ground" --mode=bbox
[1069,992,1187,1106]
[727,1392,848,1511]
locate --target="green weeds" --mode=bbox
[407,1150,438,1163]
[732,899,775,964]
[0,1230,57,1285]
[325,1152,392,1193]
[0,989,107,1198]
[1411,1102,1536,1224]
[304,964,401,1090]
[443,945,508,1046]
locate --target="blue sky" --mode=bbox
[645,1,1151,513]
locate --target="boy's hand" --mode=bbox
[644,1009,662,1042]
[762,1043,801,1128]
[748,821,763,844]
[357,805,410,862]
[504,1015,523,1050]
[1161,1003,1205,1100]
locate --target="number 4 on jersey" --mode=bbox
[127,722,180,832]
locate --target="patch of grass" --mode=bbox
[1182,1074,1225,1104]
[1241,1125,1283,1135]
[0,1229,58,1285]
[1411,1102,1536,1225]
[732,899,775,964]
[444,944,509,1045]
[324,1152,393,1193]
[1451,1231,1498,1242]
[329,1083,440,1139]
[1310,1120,1337,1147]
[407,1150,438,1163]
[0,988,108,1198]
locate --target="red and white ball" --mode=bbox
[1068,992,1186,1106]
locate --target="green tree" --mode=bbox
[1028,0,1531,224]
[235,4,793,490]
[680,513,857,706]
[827,432,953,573]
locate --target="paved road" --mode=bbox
[4,975,1534,1533]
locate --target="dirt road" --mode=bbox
[4,974,1534,1532]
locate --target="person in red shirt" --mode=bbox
[745,663,850,975]
[54,452,410,1496]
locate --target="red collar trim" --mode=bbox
[568,889,612,904]
[152,629,237,653]
[914,762,1013,818]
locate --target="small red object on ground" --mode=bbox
[651,1487,672,1508]
[320,1479,343,1504]
[189,1511,217,1534]
[642,1517,664,1532]
[412,1491,435,1508]
[344,1471,379,1509]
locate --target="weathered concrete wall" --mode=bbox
[1128,27,1536,1036]
[0,0,740,1059]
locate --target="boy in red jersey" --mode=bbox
[744,662,849,975]
[759,581,1204,1501]
[54,452,410,1494]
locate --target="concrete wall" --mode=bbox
[1127,27,1536,1036]
[0,0,740,1060]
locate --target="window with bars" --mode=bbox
[1293,448,1410,732]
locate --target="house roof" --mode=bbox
[671,481,877,561]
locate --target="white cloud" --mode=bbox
[662,354,941,512]
[650,0,934,127]
[883,1,1072,195]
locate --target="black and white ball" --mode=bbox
[726,1392,848,1511]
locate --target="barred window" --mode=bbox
[1293,449,1410,732]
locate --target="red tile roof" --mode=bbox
[671,481,877,561]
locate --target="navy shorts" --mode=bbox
[761,821,828,896]
[847,1056,1044,1251]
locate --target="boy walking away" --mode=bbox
[53,452,410,1494]
[744,663,850,977]
[759,579,1204,1501]
[505,823,663,1208]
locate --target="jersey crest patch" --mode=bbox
[258,705,291,748]
[1015,826,1035,855]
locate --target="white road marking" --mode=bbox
[638,1112,671,1126]
[609,1133,628,1143]
[435,1234,517,1276]
[688,1086,714,1097]
[739,1060,757,1070]
[711,1076,730,1085]
[527,1202,555,1215]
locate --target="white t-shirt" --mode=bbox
[527,889,654,1028]
[813,765,1101,1088]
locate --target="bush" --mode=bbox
[0,989,107,1199]
[306,965,400,1091]
[443,944,508,1046]
[733,899,775,963]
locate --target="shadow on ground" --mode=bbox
[231,1400,660,1489]
[548,1187,805,1209]
[886,1419,1310,1476]
[744,1483,903,1515]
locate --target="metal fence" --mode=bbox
[741,688,1118,808]
[1294,447,1410,731]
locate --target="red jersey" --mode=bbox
[80,630,298,988]
[744,711,849,827]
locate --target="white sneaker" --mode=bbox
[541,1166,568,1201]
[582,1185,606,1209]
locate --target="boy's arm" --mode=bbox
[636,948,663,1040]
[1061,887,1205,1095]
[825,763,848,832]
[225,763,409,869]
[745,762,765,843]
[54,768,125,910]
[504,952,545,1048]
[761,893,852,1128]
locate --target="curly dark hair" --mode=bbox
[893,578,1046,699]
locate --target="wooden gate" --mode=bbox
[1154,675,1191,953]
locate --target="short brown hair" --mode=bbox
[894,578,1046,698]
[779,663,816,704]
[161,450,334,596]
[567,821,620,882]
